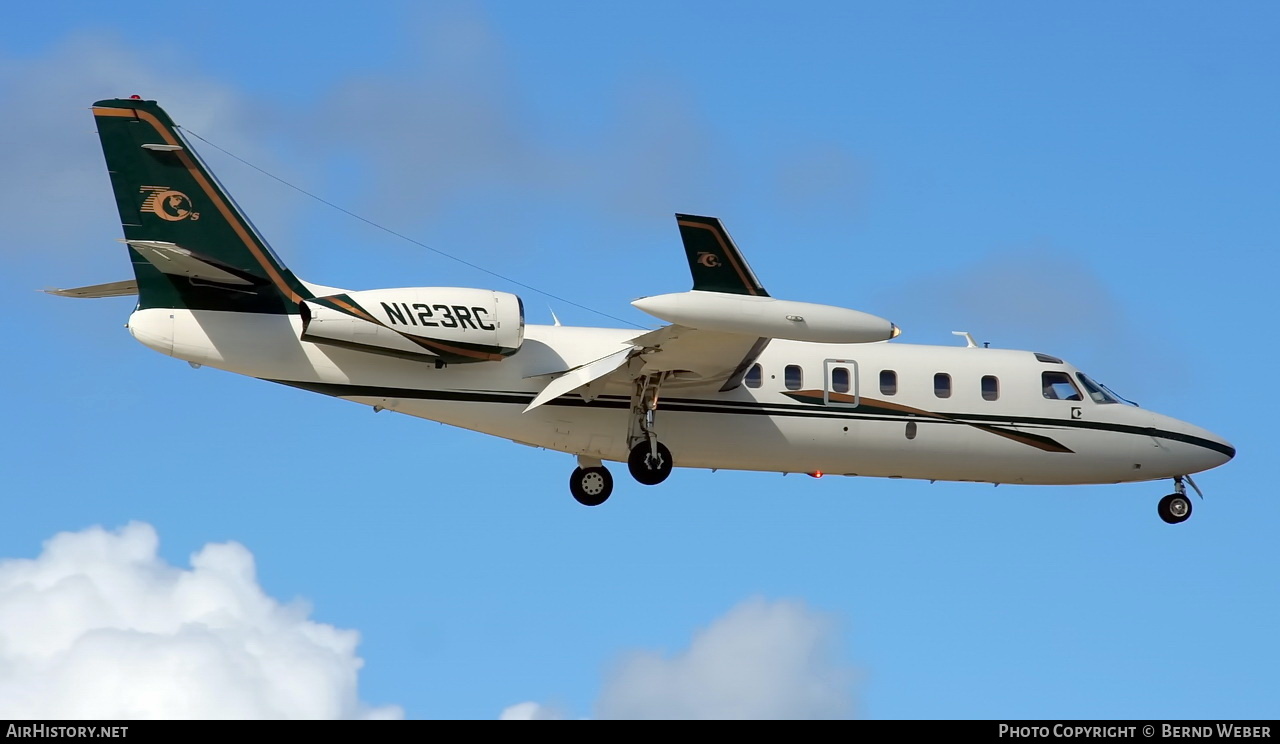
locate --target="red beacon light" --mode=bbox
[807,471,823,479]
[129,94,142,100]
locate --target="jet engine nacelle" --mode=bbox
[300,288,524,364]
[632,291,897,344]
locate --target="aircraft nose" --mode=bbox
[1217,434,1236,463]
[1210,432,1236,467]
[1174,421,1235,474]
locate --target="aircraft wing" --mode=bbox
[523,215,772,412]
[624,215,772,388]
[524,347,634,412]
[522,326,767,412]
[626,324,769,390]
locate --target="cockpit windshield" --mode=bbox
[1076,373,1135,406]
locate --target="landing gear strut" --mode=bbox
[627,372,674,485]
[567,372,675,505]
[1157,477,1193,524]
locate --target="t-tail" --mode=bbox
[89,97,310,314]
[674,214,769,297]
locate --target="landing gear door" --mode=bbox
[823,359,859,407]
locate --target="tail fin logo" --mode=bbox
[697,251,721,268]
[139,186,200,222]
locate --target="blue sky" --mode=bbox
[1,1,1276,719]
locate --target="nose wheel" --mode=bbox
[1157,493,1192,524]
[1157,476,1197,524]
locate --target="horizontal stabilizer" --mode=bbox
[523,347,634,413]
[43,279,139,298]
[126,240,267,287]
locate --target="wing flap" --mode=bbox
[629,324,766,383]
[523,347,634,412]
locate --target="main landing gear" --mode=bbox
[1157,476,1200,524]
[568,372,676,506]
[570,459,613,507]
[626,372,674,487]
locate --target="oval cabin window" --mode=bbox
[831,367,850,393]
[785,365,803,391]
[880,370,897,396]
[934,373,951,399]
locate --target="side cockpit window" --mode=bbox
[745,363,762,389]
[1042,371,1083,401]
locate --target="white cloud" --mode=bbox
[503,597,854,720]
[0,522,400,719]
[499,702,565,720]
[594,597,854,720]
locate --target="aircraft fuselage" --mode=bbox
[128,307,1233,487]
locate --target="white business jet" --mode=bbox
[51,98,1234,523]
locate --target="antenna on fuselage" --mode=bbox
[952,331,979,348]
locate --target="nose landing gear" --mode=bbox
[1157,476,1200,524]
[1157,492,1192,524]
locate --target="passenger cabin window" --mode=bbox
[880,370,898,396]
[1042,371,1083,401]
[785,364,803,391]
[981,375,999,401]
[934,373,952,399]
[831,367,850,393]
[745,363,762,389]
